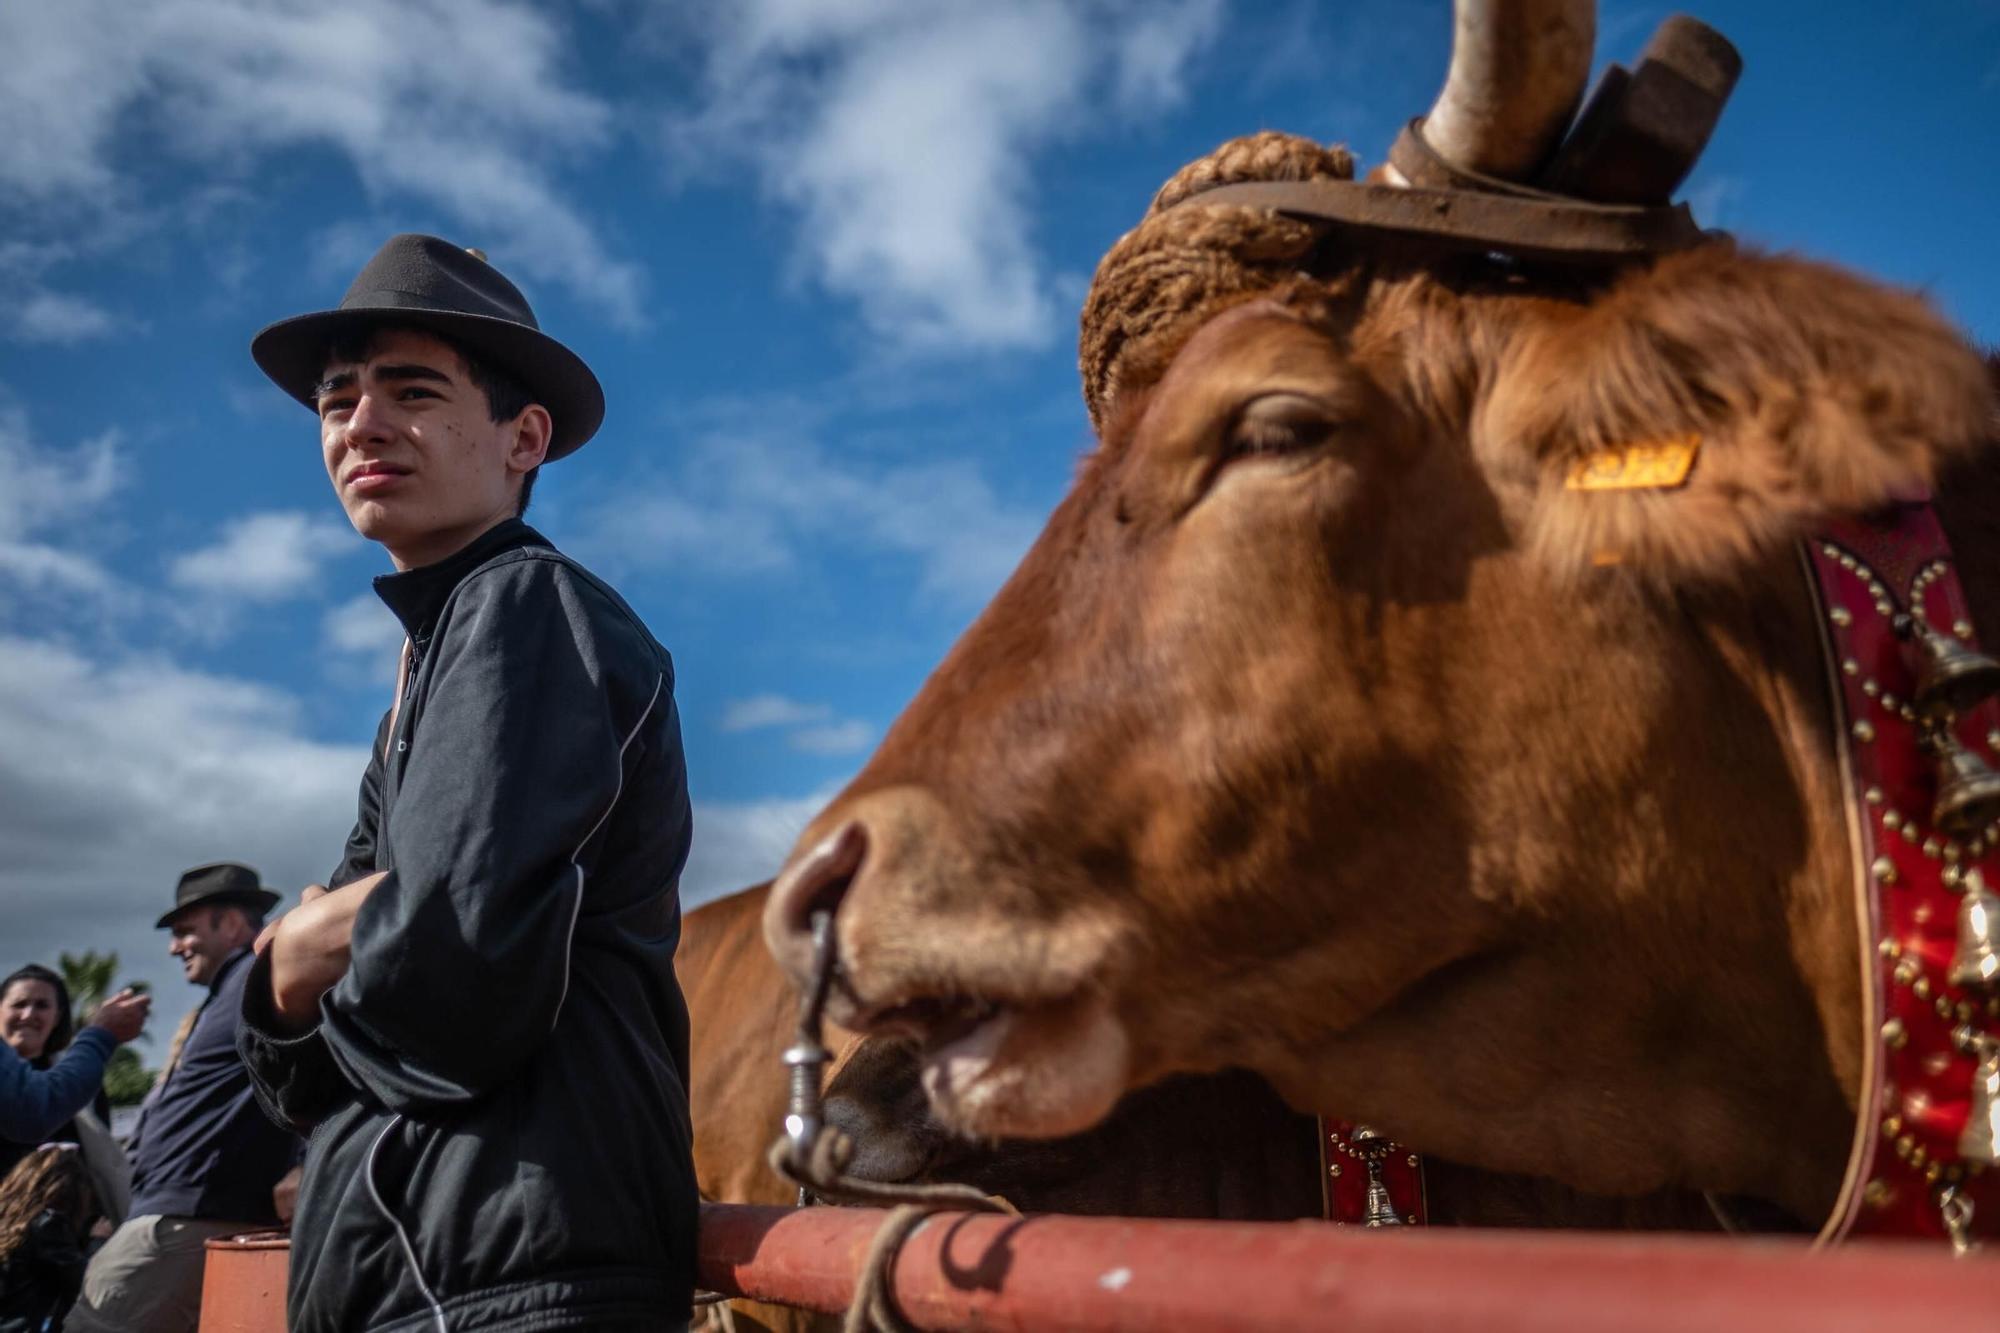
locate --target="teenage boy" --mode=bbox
[239,235,696,1333]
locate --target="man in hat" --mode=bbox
[237,235,696,1333]
[66,863,300,1333]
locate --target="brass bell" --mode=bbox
[1350,1126,1406,1228]
[1951,869,2000,989]
[1361,1161,1404,1227]
[1931,732,2000,839]
[1909,619,2000,719]
[1960,1038,2000,1166]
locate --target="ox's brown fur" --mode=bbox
[686,880,1728,1328]
[681,883,1321,1331]
[766,240,1997,1229]
[681,881,1322,1216]
[681,882,844,1333]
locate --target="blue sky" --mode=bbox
[2,0,1996,1012]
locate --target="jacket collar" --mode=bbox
[210,944,254,993]
[373,518,551,639]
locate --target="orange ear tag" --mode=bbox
[1564,433,1702,492]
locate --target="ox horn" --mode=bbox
[1400,0,1596,185]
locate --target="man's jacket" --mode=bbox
[240,521,696,1333]
[127,946,296,1223]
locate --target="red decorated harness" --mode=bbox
[1321,503,2000,1250]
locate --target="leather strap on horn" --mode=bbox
[1168,177,1703,266]
[1388,117,1567,199]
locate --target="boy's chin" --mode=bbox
[343,503,405,545]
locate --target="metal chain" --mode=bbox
[765,910,1018,1333]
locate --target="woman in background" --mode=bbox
[0,968,107,1182]
[0,1145,95,1331]
[0,969,129,1227]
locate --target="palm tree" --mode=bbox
[57,949,157,1105]
[57,949,122,1015]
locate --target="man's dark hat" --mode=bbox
[250,233,604,460]
[156,862,281,930]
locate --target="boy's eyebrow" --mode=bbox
[312,362,453,402]
[312,368,357,402]
[372,362,454,385]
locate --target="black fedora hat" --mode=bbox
[250,234,604,460]
[156,862,281,930]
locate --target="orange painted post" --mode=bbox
[197,1232,289,1333]
[699,1202,1999,1332]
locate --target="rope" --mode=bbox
[768,1130,1019,1333]
[1078,130,1356,433]
[688,1288,736,1333]
[758,907,1017,1331]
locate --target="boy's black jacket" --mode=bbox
[241,521,696,1333]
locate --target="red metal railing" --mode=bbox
[699,1202,1997,1332]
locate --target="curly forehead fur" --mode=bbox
[1080,132,1996,584]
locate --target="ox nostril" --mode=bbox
[770,820,868,946]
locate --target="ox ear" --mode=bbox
[1488,245,1995,582]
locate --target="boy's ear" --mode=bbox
[1485,244,1993,583]
[510,404,553,474]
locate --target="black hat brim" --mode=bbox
[156,888,283,930]
[250,306,604,461]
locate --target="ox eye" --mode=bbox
[1225,394,1342,460]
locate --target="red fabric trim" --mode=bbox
[1808,506,2000,1243]
[1321,1119,1428,1226]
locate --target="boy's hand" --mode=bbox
[266,873,386,1033]
[273,1164,304,1224]
[255,884,326,957]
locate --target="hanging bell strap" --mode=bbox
[1907,617,2000,721]
[1802,507,2000,1249]
[1320,1119,1427,1227]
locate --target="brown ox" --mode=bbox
[686,884,1722,1278]
[761,42,1999,1234]
[685,884,1323,1217]
[680,882,1322,1332]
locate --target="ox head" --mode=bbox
[763,2,1995,1203]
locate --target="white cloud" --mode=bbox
[12,290,121,344]
[682,790,836,909]
[0,634,369,1006]
[718,693,874,755]
[0,402,124,599]
[581,428,1040,607]
[788,721,874,756]
[321,593,405,686]
[668,0,1223,350]
[0,0,645,327]
[170,511,361,602]
[0,544,117,597]
[322,593,402,656]
[0,407,122,543]
[722,693,835,732]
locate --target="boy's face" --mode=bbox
[316,328,549,570]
